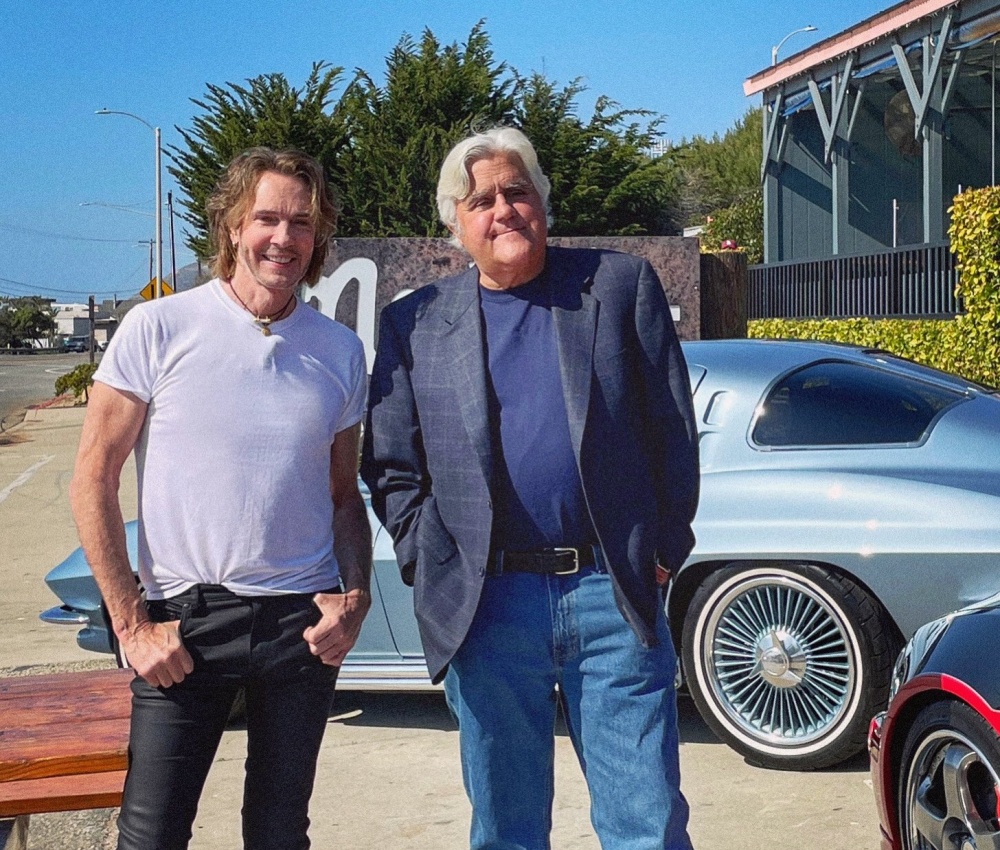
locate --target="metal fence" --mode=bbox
[748,242,961,320]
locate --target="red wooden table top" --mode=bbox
[0,668,132,783]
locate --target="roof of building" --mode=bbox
[744,0,962,96]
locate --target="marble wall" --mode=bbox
[304,237,701,368]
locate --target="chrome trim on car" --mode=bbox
[335,661,436,692]
[39,605,91,626]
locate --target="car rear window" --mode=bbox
[751,361,966,447]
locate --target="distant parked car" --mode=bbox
[62,336,91,353]
[40,340,1000,769]
[869,595,1000,849]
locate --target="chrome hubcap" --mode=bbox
[757,628,808,686]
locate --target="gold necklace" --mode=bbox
[227,282,296,336]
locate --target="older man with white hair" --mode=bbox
[362,126,699,849]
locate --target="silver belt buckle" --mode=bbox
[553,547,580,575]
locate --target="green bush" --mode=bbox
[748,186,1000,388]
[55,363,98,403]
[748,316,990,383]
[700,190,763,264]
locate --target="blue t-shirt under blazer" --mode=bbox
[479,275,597,552]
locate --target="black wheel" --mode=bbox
[682,562,898,770]
[899,701,1000,849]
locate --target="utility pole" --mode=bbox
[169,191,177,291]
[88,295,96,364]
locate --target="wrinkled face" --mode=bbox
[229,171,315,293]
[451,153,547,290]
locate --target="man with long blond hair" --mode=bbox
[71,147,371,850]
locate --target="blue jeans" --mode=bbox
[116,585,338,850]
[444,563,692,850]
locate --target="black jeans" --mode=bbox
[116,584,338,850]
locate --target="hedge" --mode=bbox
[748,186,1000,388]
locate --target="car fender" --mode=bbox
[682,469,1000,640]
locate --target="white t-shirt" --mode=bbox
[95,279,367,598]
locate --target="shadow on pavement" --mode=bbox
[675,691,872,774]
[323,690,720,742]
[329,691,455,732]
[322,690,873,775]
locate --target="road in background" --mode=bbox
[0,352,93,427]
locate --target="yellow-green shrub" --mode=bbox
[54,363,98,402]
[748,187,1000,388]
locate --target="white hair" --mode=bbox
[436,127,552,246]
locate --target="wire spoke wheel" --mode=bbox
[708,575,854,745]
[683,563,893,769]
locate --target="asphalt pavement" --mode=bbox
[0,404,884,849]
[0,351,93,428]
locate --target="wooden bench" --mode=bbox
[0,668,132,850]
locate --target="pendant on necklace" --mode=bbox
[226,280,294,337]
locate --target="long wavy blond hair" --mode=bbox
[207,147,337,286]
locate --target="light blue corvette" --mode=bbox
[42,339,1000,770]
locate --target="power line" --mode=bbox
[0,287,129,301]
[0,286,127,300]
[0,221,143,244]
[0,276,135,300]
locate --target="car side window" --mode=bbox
[751,361,965,447]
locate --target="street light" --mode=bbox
[79,201,154,218]
[135,240,155,281]
[772,25,817,66]
[82,200,177,285]
[96,109,163,299]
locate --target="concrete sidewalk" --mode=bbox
[0,407,883,850]
[0,404,133,671]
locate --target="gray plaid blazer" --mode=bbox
[361,246,699,683]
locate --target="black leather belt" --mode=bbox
[488,546,599,576]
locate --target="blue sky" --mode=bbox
[0,0,888,302]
